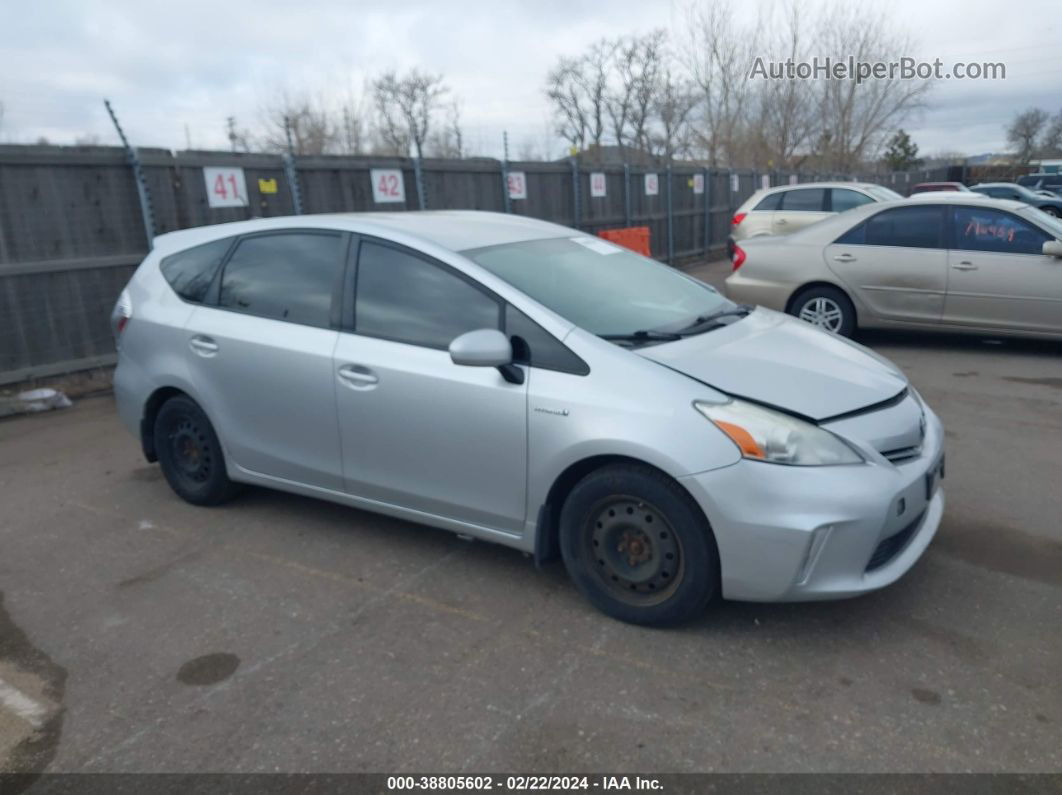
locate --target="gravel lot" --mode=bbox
[1,260,1060,774]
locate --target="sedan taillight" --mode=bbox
[731,212,747,227]
[732,244,747,271]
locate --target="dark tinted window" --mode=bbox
[355,241,500,348]
[830,188,874,213]
[218,232,343,327]
[953,207,1050,255]
[863,206,944,248]
[779,188,825,211]
[505,305,588,375]
[160,238,231,303]
[753,192,783,211]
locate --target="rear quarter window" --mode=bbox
[159,238,233,303]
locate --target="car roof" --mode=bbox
[760,181,885,193]
[971,182,1024,189]
[151,210,575,256]
[903,193,1028,210]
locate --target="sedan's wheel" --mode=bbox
[154,395,239,506]
[790,286,856,337]
[1042,206,1061,218]
[559,464,717,626]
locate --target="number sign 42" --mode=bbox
[371,169,406,203]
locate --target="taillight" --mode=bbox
[111,289,132,345]
[731,212,747,227]
[732,244,746,271]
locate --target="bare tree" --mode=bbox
[1041,110,1062,158]
[260,93,337,155]
[752,1,818,168]
[372,69,449,160]
[626,30,667,155]
[546,56,591,151]
[1007,108,1049,163]
[427,99,465,158]
[681,2,754,166]
[813,3,932,171]
[651,67,697,161]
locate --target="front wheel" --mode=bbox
[559,464,718,626]
[790,286,856,337]
[1041,206,1061,218]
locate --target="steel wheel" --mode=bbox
[798,296,844,332]
[583,495,684,607]
[153,395,240,506]
[168,415,214,486]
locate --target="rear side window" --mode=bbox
[355,241,500,349]
[779,188,826,211]
[160,238,232,303]
[753,193,783,211]
[505,305,588,375]
[842,205,945,248]
[830,189,874,213]
[218,232,344,328]
[953,207,1050,255]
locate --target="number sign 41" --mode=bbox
[204,167,249,208]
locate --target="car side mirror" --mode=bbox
[1042,240,1062,258]
[448,328,524,384]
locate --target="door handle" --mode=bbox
[337,364,379,389]
[833,253,856,262]
[951,261,979,271]
[189,335,219,356]
[776,218,788,225]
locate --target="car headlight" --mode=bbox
[694,398,864,466]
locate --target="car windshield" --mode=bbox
[865,185,903,201]
[464,236,735,338]
[1024,206,1062,237]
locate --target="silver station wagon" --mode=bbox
[113,211,945,625]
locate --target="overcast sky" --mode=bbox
[1,0,1059,160]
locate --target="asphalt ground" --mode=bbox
[0,259,1059,775]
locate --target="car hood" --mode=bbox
[636,308,907,420]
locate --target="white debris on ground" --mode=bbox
[0,388,73,418]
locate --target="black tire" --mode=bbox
[1041,206,1061,218]
[153,395,239,506]
[559,464,718,626]
[789,285,856,337]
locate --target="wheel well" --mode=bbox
[535,455,714,568]
[140,387,187,462]
[785,281,857,321]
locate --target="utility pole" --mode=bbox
[104,99,155,248]
[226,116,237,152]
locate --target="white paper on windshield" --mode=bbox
[570,236,622,255]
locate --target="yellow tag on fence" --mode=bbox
[258,178,278,194]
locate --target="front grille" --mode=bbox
[866,510,925,571]
[882,444,922,464]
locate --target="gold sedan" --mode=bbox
[724,194,1062,339]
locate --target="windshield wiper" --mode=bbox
[599,329,683,346]
[677,304,755,335]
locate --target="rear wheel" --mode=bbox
[154,396,239,506]
[790,286,856,337]
[559,464,718,626]
[1041,206,1061,218]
